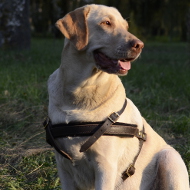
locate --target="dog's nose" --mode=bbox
[131,40,144,49]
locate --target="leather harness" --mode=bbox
[43,99,147,180]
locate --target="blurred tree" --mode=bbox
[161,0,189,41]
[27,0,190,41]
[0,0,30,49]
[30,0,55,36]
[187,9,190,40]
[121,0,190,41]
[187,8,190,59]
[30,0,90,38]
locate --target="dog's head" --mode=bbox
[56,4,144,76]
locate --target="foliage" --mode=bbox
[187,8,190,60]
[0,0,30,49]
[1,0,190,49]
[29,0,190,41]
[0,39,189,189]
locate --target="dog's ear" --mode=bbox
[56,6,90,51]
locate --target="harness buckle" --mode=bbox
[122,163,136,180]
[108,112,120,123]
[126,163,135,177]
[43,117,50,129]
[137,131,147,141]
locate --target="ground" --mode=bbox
[0,39,189,189]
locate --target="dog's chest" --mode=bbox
[55,135,141,188]
[55,137,98,189]
[63,155,95,189]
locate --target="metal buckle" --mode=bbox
[43,117,50,129]
[108,112,120,123]
[137,131,147,141]
[125,163,135,177]
[138,131,143,138]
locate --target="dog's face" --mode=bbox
[56,4,144,76]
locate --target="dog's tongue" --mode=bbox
[119,60,131,70]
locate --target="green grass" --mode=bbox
[0,39,189,189]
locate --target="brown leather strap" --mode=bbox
[43,98,147,181]
[43,117,140,161]
[43,118,73,161]
[122,125,146,180]
[50,122,138,137]
[80,99,127,152]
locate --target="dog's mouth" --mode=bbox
[93,51,135,75]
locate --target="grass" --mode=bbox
[0,39,189,189]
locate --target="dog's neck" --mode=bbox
[58,43,126,112]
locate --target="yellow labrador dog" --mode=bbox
[46,4,189,190]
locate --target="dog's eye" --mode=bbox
[105,21,111,26]
[101,21,111,26]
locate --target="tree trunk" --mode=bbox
[187,8,190,62]
[0,0,30,50]
[187,9,190,41]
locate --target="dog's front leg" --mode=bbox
[58,169,76,190]
[94,161,118,190]
[55,153,77,190]
[155,148,190,190]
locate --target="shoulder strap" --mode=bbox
[80,99,127,152]
[122,125,146,180]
